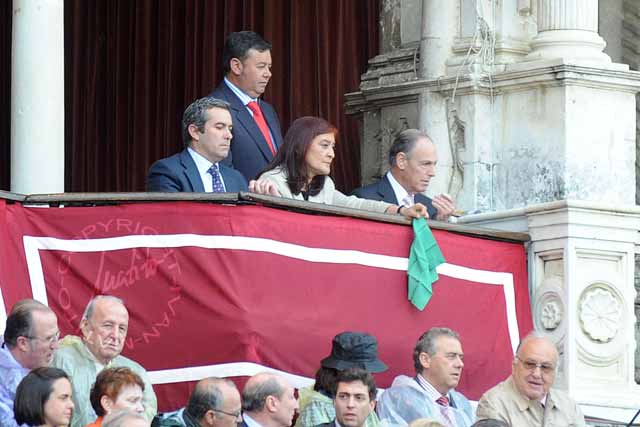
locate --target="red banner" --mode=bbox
[0,199,532,410]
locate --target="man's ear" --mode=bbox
[188,124,201,142]
[396,152,408,170]
[419,351,431,370]
[203,410,217,426]
[265,395,278,413]
[15,336,31,353]
[229,58,243,76]
[80,318,91,340]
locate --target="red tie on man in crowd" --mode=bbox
[247,101,276,155]
[436,396,456,427]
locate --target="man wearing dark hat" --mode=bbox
[296,332,387,427]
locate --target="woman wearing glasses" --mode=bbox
[14,367,75,427]
[86,367,145,427]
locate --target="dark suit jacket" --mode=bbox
[209,82,284,181]
[311,422,334,427]
[351,174,438,219]
[146,149,248,192]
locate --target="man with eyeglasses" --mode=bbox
[152,378,241,427]
[53,295,157,427]
[312,368,376,427]
[0,299,59,427]
[476,333,585,426]
[376,327,474,427]
[241,372,298,427]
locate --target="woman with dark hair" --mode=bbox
[14,367,74,427]
[87,367,145,427]
[253,116,428,218]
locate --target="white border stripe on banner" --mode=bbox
[148,362,315,388]
[0,287,6,336]
[23,233,521,382]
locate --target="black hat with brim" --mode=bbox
[320,331,388,373]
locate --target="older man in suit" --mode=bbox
[241,373,298,427]
[147,97,248,193]
[352,129,456,221]
[208,31,283,181]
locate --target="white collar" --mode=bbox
[224,77,256,106]
[386,171,412,206]
[187,147,216,175]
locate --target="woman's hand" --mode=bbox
[249,179,281,196]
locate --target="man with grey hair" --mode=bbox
[240,372,298,427]
[153,378,241,427]
[0,299,59,427]
[103,410,150,427]
[476,333,584,426]
[352,129,457,221]
[53,295,157,427]
[147,96,248,192]
[377,327,474,427]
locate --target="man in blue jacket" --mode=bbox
[147,97,248,193]
[209,31,283,181]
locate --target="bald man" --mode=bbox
[241,373,298,427]
[476,333,585,426]
[154,377,241,427]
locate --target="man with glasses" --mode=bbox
[53,295,157,427]
[0,299,59,427]
[241,372,298,427]
[377,327,474,427]
[476,333,585,426]
[351,129,457,221]
[153,378,241,427]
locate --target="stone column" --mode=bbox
[11,0,65,194]
[527,0,612,63]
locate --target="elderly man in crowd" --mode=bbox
[377,327,474,427]
[0,299,59,427]
[53,295,157,427]
[153,377,241,427]
[241,372,298,427]
[476,333,585,426]
[312,368,377,427]
[352,129,456,221]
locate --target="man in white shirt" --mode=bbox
[352,129,457,221]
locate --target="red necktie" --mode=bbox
[436,396,455,427]
[247,101,276,156]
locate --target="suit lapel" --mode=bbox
[258,99,281,149]
[221,85,274,161]
[377,175,399,204]
[179,150,205,192]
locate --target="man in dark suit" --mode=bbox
[240,372,298,427]
[312,368,376,427]
[209,31,283,181]
[153,377,241,427]
[352,129,457,221]
[147,97,248,192]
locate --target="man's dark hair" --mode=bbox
[388,129,433,167]
[182,97,231,147]
[413,327,460,374]
[222,31,271,74]
[242,375,284,412]
[186,378,235,420]
[335,368,377,402]
[471,420,510,427]
[14,367,70,426]
[313,366,339,397]
[4,299,49,349]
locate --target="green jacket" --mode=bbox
[52,335,158,427]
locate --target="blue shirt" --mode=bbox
[0,343,28,427]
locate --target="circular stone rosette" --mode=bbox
[578,285,622,343]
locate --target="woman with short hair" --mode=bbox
[14,367,74,427]
[87,367,145,427]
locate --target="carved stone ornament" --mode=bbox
[374,117,409,177]
[540,299,563,331]
[579,286,622,343]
